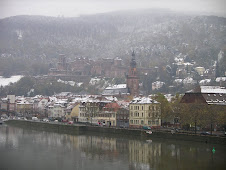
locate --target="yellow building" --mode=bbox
[16,101,33,115]
[66,103,80,121]
[129,97,161,128]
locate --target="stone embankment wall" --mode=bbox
[6,120,226,145]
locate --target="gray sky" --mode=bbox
[0,0,225,19]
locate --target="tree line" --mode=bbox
[154,93,226,132]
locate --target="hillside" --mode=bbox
[0,9,226,76]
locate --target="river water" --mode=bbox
[0,125,225,170]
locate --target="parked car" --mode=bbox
[32,117,38,121]
[200,131,210,135]
[172,128,179,132]
[143,126,151,130]
[43,118,49,122]
[62,119,68,123]
[68,121,73,124]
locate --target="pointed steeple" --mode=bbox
[130,50,136,68]
[127,50,139,96]
[132,50,135,57]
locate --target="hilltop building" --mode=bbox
[102,51,140,97]
[49,54,128,78]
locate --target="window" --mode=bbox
[130,120,133,124]
[156,120,159,125]
[138,113,139,117]
[142,113,143,117]
[142,106,144,110]
[141,120,144,124]
[131,106,133,110]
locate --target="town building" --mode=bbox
[0,95,16,113]
[116,107,129,128]
[102,84,128,97]
[78,96,111,124]
[47,103,66,118]
[66,103,80,122]
[129,97,161,128]
[16,98,34,116]
[180,86,226,105]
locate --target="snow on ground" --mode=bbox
[0,75,23,87]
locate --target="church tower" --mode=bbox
[127,51,139,96]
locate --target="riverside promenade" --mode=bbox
[5,120,226,145]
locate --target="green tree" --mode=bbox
[154,93,172,123]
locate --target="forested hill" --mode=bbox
[0,9,226,71]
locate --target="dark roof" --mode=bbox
[180,92,226,105]
[202,93,226,105]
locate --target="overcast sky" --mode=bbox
[0,0,225,19]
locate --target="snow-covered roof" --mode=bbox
[195,67,205,69]
[183,77,195,84]
[164,94,174,102]
[105,96,118,101]
[89,77,101,85]
[105,84,127,90]
[199,79,211,85]
[152,81,165,85]
[174,79,183,83]
[183,62,193,66]
[130,97,159,104]
[216,77,226,82]
[201,86,226,94]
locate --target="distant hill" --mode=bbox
[0,9,226,71]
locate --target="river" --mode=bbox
[0,124,225,170]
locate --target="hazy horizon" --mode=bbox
[1,0,226,19]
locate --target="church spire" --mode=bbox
[130,50,136,68]
[127,50,139,96]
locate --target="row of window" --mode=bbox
[130,105,157,111]
[130,119,160,125]
[130,112,159,118]
[80,113,116,118]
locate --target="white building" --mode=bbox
[152,81,165,91]
[48,104,66,118]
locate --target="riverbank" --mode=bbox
[5,120,226,145]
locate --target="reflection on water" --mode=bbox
[0,125,225,170]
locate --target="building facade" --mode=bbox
[129,97,161,128]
